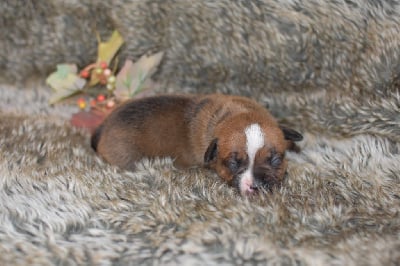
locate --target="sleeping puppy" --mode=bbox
[91,94,303,196]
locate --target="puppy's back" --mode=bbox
[93,95,196,169]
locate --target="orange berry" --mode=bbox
[78,102,86,109]
[77,98,86,109]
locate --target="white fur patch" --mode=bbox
[239,123,265,194]
[245,123,265,162]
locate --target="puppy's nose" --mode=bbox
[250,184,260,191]
[243,184,260,197]
[250,179,264,191]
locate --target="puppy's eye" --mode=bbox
[270,154,282,168]
[227,159,240,173]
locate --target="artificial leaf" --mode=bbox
[70,108,108,133]
[114,52,164,100]
[46,64,86,104]
[89,30,124,86]
[98,31,124,63]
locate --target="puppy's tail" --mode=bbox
[91,125,103,152]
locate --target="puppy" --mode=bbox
[91,94,303,195]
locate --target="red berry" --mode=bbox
[99,61,108,69]
[97,94,106,102]
[80,70,90,78]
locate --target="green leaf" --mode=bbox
[46,64,86,104]
[55,64,72,79]
[114,52,164,100]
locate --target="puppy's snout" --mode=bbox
[250,179,263,190]
[250,184,260,191]
[251,177,279,194]
[241,178,263,196]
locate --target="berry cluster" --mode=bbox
[76,62,117,110]
[76,94,116,111]
[80,61,116,90]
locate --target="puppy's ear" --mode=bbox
[280,126,303,152]
[280,126,303,142]
[204,138,218,166]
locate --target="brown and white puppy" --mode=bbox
[91,94,303,195]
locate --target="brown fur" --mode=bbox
[95,95,194,169]
[93,94,302,193]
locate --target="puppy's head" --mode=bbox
[204,116,302,196]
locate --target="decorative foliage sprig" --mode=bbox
[45,30,164,131]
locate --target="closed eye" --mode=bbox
[225,158,248,174]
[268,152,283,169]
[227,159,240,173]
[224,152,249,174]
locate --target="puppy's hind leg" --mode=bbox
[94,127,142,171]
[103,141,142,171]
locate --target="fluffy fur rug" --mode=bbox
[1,1,400,265]
[1,85,399,265]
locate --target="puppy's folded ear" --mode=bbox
[280,126,303,152]
[280,126,303,142]
[204,138,218,166]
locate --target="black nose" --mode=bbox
[250,180,263,191]
[251,178,276,192]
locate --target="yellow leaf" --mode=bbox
[89,30,124,86]
[97,30,124,64]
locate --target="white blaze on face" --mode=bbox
[239,123,265,195]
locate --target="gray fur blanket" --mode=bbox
[1,1,400,265]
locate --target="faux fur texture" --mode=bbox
[1,0,400,265]
[1,85,399,265]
